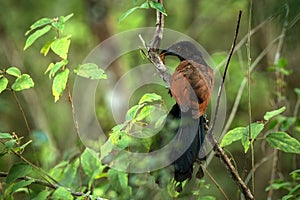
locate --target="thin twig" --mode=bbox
[67,85,80,137]
[246,0,254,193]
[267,4,289,200]
[203,167,229,200]
[207,11,254,200]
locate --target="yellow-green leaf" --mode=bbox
[264,106,286,121]
[6,67,21,77]
[49,60,68,78]
[6,163,32,184]
[25,18,52,35]
[220,127,245,147]
[50,36,71,59]
[52,69,69,102]
[24,25,51,50]
[11,74,34,91]
[40,40,54,56]
[0,77,8,93]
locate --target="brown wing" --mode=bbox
[170,60,214,118]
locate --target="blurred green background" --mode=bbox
[0,0,300,199]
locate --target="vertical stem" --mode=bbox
[12,90,31,134]
[247,0,254,193]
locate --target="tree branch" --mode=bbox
[206,10,254,200]
[146,0,171,87]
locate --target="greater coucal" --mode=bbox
[159,41,214,191]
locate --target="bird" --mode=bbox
[159,41,214,192]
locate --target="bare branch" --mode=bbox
[206,10,254,200]
[146,0,171,87]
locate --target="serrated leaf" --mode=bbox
[24,25,51,50]
[40,40,54,56]
[264,106,286,121]
[149,1,167,15]
[52,187,73,200]
[220,127,245,147]
[25,18,52,35]
[266,132,300,154]
[0,132,12,139]
[49,60,68,78]
[51,36,70,59]
[81,148,101,177]
[6,67,21,77]
[6,163,32,184]
[0,77,8,93]
[138,93,162,104]
[59,159,79,187]
[74,63,107,80]
[52,69,69,102]
[242,123,264,153]
[9,179,35,194]
[11,74,34,91]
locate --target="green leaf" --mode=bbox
[278,58,287,68]
[49,60,68,78]
[0,132,12,139]
[295,88,300,100]
[136,105,156,121]
[74,63,107,80]
[107,168,129,191]
[5,139,16,150]
[25,18,52,35]
[11,74,34,91]
[24,25,52,50]
[220,127,245,147]
[126,104,144,121]
[52,187,73,200]
[264,106,286,121]
[10,179,35,194]
[64,13,74,22]
[52,68,69,102]
[51,36,71,59]
[242,123,264,153]
[281,117,296,131]
[59,159,79,187]
[40,40,54,56]
[266,132,300,154]
[139,2,150,8]
[138,93,162,104]
[119,6,140,23]
[149,1,167,15]
[6,67,21,77]
[6,163,32,184]
[32,190,51,200]
[0,77,8,93]
[51,16,65,33]
[81,148,101,177]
